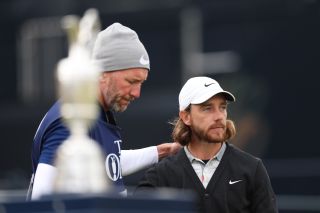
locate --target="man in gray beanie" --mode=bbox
[93,22,150,74]
[30,23,181,200]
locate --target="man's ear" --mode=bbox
[99,72,107,83]
[179,110,191,126]
[99,72,111,86]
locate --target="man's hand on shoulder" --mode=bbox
[157,142,182,160]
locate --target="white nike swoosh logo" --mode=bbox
[139,55,149,65]
[229,180,242,185]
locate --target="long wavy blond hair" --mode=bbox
[170,111,236,146]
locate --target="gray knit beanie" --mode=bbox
[92,22,150,72]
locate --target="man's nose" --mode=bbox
[130,84,141,99]
[213,108,225,121]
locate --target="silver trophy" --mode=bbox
[53,8,110,194]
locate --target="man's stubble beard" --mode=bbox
[105,81,127,112]
[110,94,134,112]
[112,101,127,112]
[191,124,226,144]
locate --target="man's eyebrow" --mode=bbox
[136,78,146,83]
[199,102,212,107]
[200,100,228,107]
[128,77,145,83]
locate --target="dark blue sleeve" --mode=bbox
[38,118,70,166]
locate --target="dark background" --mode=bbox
[0,0,319,210]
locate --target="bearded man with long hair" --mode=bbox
[137,76,278,213]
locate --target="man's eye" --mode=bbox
[221,105,227,110]
[203,106,211,111]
